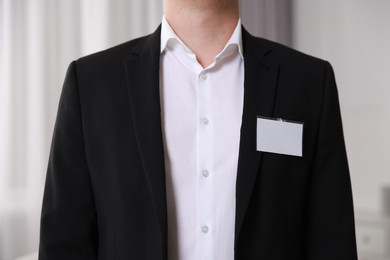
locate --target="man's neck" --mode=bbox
[164,0,239,68]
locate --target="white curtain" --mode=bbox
[0,1,291,259]
[0,1,162,259]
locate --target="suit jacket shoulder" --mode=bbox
[75,26,161,72]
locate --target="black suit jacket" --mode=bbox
[39,26,357,259]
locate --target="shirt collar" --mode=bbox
[160,16,243,59]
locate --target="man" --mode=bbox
[39,0,358,259]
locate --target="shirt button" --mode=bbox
[201,225,209,234]
[200,73,207,80]
[202,117,209,125]
[202,170,209,177]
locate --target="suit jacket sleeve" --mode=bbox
[39,61,98,260]
[305,62,357,259]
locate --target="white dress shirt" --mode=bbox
[159,17,244,260]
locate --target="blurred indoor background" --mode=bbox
[1,0,389,259]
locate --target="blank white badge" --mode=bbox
[256,117,303,157]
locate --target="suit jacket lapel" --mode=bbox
[235,28,280,248]
[123,26,168,257]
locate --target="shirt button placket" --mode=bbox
[197,69,213,259]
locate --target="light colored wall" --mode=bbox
[292,0,390,213]
[240,0,292,46]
